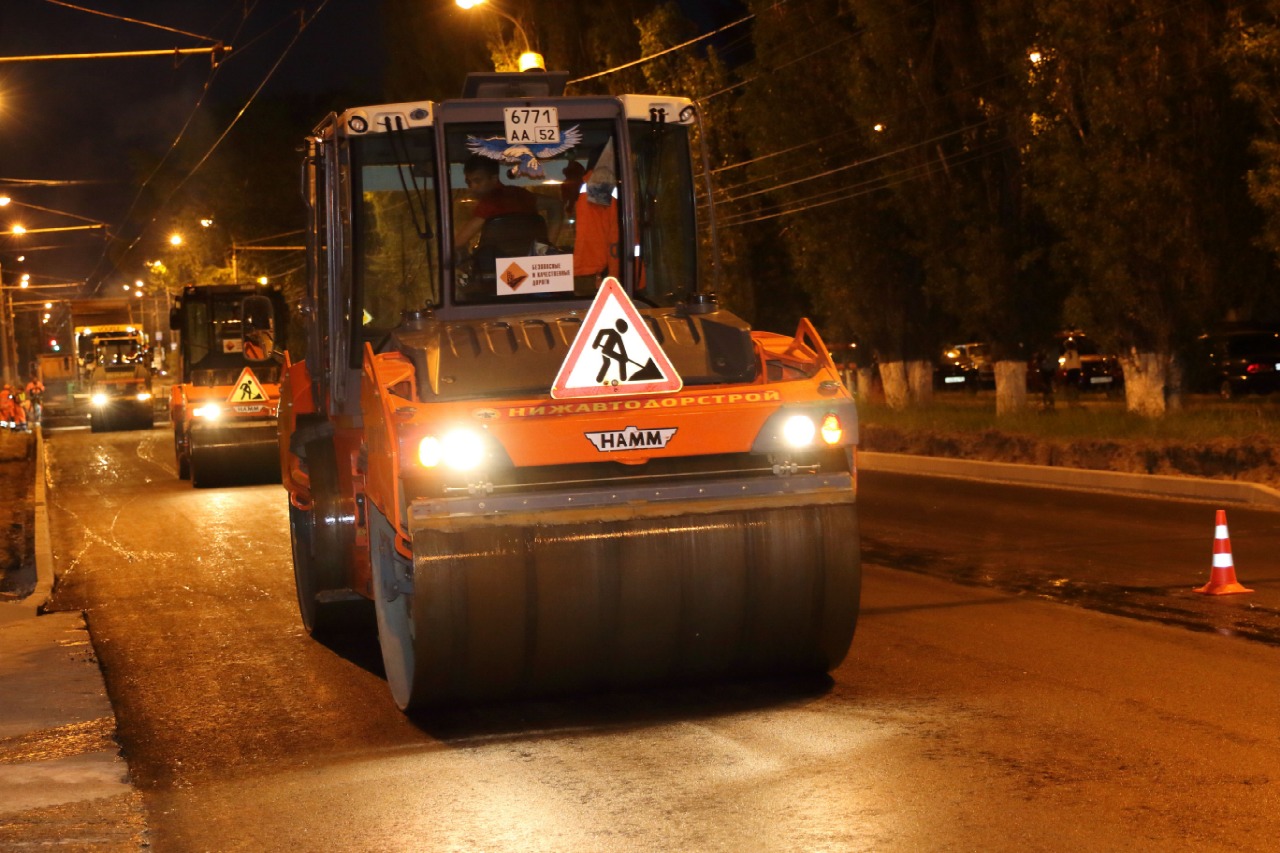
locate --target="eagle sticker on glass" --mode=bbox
[551,277,682,399]
[467,111,582,180]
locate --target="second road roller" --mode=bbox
[169,283,286,487]
[279,63,862,711]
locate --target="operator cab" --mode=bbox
[316,76,702,341]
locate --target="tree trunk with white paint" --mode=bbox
[907,360,934,406]
[994,360,1028,415]
[855,367,877,402]
[879,361,910,410]
[1120,350,1168,417]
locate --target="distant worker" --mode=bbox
[23,376,44,427]
[0,383,26,431]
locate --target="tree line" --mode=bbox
[387,0,1280,416]
[146,0,1280,417]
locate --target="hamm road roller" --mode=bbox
[83,328,155,433]
[169,283,285,487]
[281,68,861,711]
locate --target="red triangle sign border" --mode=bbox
[550,277,683,399]
[227,366,268,403]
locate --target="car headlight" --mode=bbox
[193,403,222,421]
[136,392,153,402]
[90,393,107,407]
[418,428,486,471]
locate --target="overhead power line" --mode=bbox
[38,0,221,42]
[566,13,754,86]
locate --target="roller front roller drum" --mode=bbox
[370,496,860,711]
[188,422,282,488]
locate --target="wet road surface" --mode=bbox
[40,424,1280,851]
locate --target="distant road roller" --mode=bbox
[83,328,154,433]
[280,67,861,711]
[169,283,285,487]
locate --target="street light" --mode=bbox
[455,0,544,71]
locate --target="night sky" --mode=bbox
[0,0,387,292]
[0,0,742,297]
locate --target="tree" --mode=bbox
[1027,0,1239,415]
[1221,0,1280,323]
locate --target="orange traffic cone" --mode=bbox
[1195,509,1254,595]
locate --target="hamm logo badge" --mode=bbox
[585,426,677,452]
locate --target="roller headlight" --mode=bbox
[90,393,107,407]
[782,414,817,447]
[418,429,486,471]
[193,403,221,421]
[136,392,153,402]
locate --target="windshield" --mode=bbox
[1227,333,1280,357]
[351,130,440,330]
[446,119,619,306]
[629,119,698,306]
[94,337,143,370]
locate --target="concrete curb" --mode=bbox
[859,450,1280,510]
[0,427,145,847]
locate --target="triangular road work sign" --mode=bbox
[228,367,268,402]
[551,277,682,399]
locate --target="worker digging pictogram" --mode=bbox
[228,367,268,402]
[551,277,682,399]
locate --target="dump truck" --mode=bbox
[78,325,154,432]
[169,283,285,487]
[280,68,861,711]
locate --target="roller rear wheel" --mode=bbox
[174,424,190,480]
[291,438,367,638]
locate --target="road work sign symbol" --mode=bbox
[551,277,682,399]
[228,367,268,402]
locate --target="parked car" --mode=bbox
[1052,331,1123,395]
[935,342,995,391]
[1188,327,1280,399]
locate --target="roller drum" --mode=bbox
[188,422,282,488]
[395,500,859,708]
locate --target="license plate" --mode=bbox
[944,376,965,384]
[504,107,559,144]
[1089,376,1113,384]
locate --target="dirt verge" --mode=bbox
[860,424,1280,488]
[0,430,35,599]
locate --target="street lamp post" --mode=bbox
[455,0,544,71]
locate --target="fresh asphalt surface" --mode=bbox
[5,424,1280,849]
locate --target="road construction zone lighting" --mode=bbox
[192,403,222,420]
[418,429,486,471]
